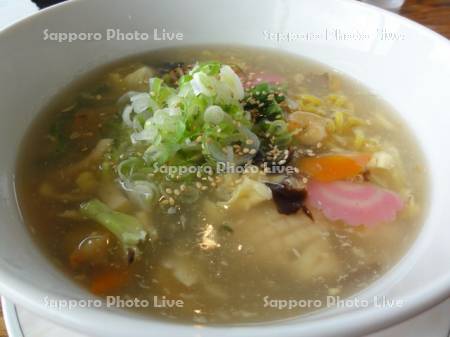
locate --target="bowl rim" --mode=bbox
[0,0,449,336]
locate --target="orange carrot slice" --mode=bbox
[298,154,371,182]
[90,269,129,295]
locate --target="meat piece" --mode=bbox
[288,111,329,146]
[217,176,272,212]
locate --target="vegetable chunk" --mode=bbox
[80,199,148,255]
[298,154,371,182]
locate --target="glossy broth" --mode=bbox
[16,46,427,324]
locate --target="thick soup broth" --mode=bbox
[16,46,427,324]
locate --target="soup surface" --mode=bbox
[16,46,427,324]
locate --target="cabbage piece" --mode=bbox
[124,66,154,91]
[217,176,272,211]
[368,151,396,170]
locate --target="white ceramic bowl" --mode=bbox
[0,0,449,336]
